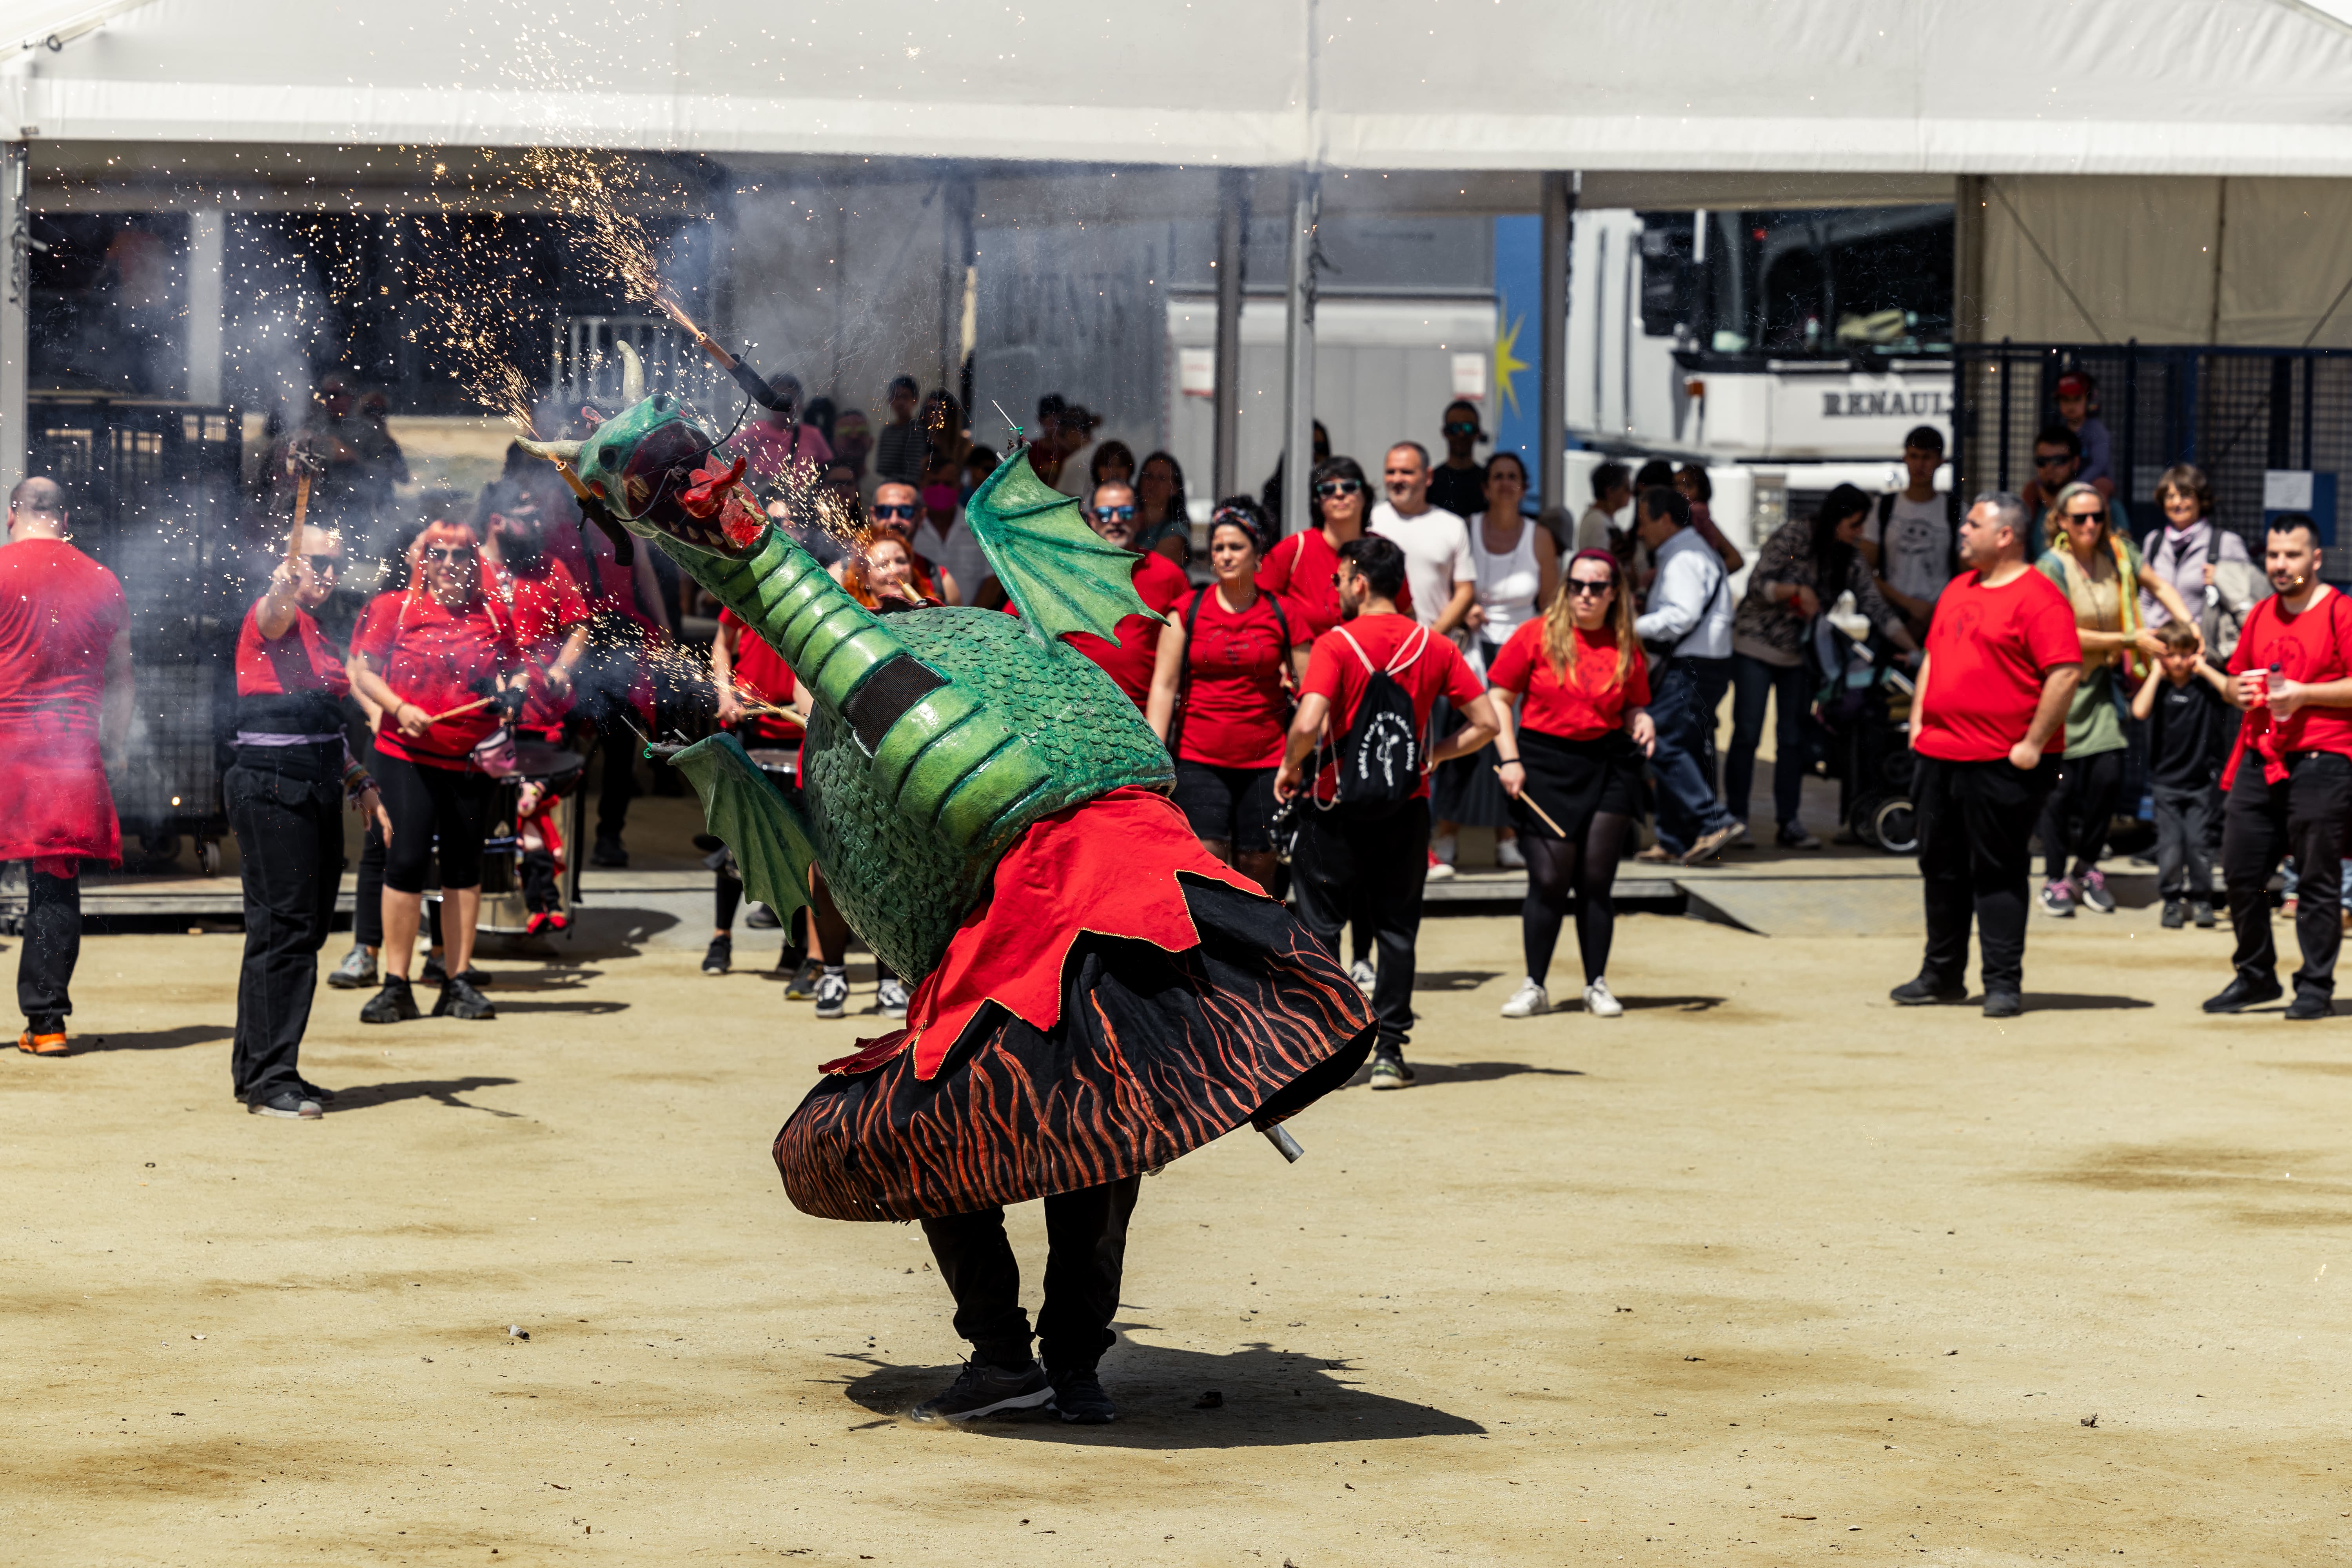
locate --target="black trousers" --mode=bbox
[2151,782,2219,902]
[2036,746,2125,882]
[227,764,341,1104]
[2222,750,2352,998]
[919,1176,1142,1374]
[1290,798,1430,1053]
[18,866,80,1028]
[1914,753,2058,998]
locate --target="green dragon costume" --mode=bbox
[523,347,1372,1225]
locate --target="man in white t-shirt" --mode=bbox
[1860,424,1955,637]
[1369,442,1475,639]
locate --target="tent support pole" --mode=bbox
[0,140,25,501]
[1280,170,1318,536]
[1539,171,1575,524]
[1211,168,1248,503]
[187,208,225,406]
[940,174,976,401]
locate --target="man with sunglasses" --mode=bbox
[2020,424,2130,535]
[877,479,989,609]
[1038,481,1191,708]
[228,525,392,1116]
[1427,400,1490,521]
[0,477,131,1062]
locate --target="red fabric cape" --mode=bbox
[819,786,1265,1079]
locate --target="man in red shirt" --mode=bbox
[2205,514,2352,1018]
[1276,534,1499,1088]
[1056,481,1191,708]
[0,477,132,1057]
[1895,492,2082,1019]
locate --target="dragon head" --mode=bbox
[516,343,765,560]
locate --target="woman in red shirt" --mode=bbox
[1488,549,1657,1022]
[1145,498,1294,892]
[346,520,523,1025]
[1255,456,1372,654]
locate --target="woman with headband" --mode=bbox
[1145,497,1297,893]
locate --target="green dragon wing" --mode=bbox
[668,733,818,921]
[962,448,1160,645]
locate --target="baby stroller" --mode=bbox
[1806,597,1918,854]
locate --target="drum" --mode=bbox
[479,739,590,935]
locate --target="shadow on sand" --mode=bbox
[836,1337,1486,1447]
[325,1075,524,1116]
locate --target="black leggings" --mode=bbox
[375,753,496,894]
[1521,811,1633,986]
[2036,747,2125,882]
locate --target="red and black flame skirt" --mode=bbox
[774,788,1376,1222]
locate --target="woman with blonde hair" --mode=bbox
[1486,548,1657,1020]
[2033,479,2198,917]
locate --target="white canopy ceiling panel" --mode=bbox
[1,0,2350,174]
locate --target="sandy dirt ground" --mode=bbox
[5,894,2351,1566]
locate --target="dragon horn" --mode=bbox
[515,437,584,464]
[617,340,646,404]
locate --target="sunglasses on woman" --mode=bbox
[1565,579,1614,598]
[2065,508,2107,523]
[1314,479,1363,498]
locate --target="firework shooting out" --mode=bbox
[12,1,2352,1562]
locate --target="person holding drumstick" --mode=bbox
[345,519,522,1024]
[1487,548,1657,1021]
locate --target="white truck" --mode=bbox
[1565,203,1956,557]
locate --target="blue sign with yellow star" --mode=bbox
[1492,215,1543,510]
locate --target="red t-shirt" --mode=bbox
[234,601,350,699]
[1256,528,1413,641]
[487,558,590,732]
[1176,586,1292,769]
[546,523,657,632]
[1915,568,2083,763]
[1485,619,1650,740]
[718,606,804,745]
[2227,587,2352,759]
[0,538,126,865]
[1018,550,1191,709]
[1299,612,1484,802]
[351,589,523,769]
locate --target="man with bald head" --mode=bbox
[0,476,132,1058]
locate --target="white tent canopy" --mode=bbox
[4,0,2352,175]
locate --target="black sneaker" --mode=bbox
[1981,991,2023,1019]
[248,1089,323,1120]
[1049,1366,1117,1425]
[2192,900,2216,929]
[702,935,732,975]
[422,955,490,988]
[2203,972,2284,1014]
[784,959,822,999]
[1890,973,1967,1006]
[433,976,497,1021]
[2161,900,2185,929]
[909,1358,1055,1423]
[298,1079,338,1104]
[2286,992,2334,1021]
[359,977,420,1025]
[1368,1051,1415,1090]
[592,835,629,868]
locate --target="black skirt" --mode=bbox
[1512,727,1645,842]
[773,878,1376,1222]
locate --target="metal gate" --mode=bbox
[1953,341,2352,570]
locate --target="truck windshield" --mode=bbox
[1640,205,1954,360]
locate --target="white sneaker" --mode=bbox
[876,976,910,1019]
[1583,978,1624,1018]
[1495,837,1526,870]
[1348,958,1377,995]
[814,970,849,1019]
[1499,979,1550,1018]
[1425,848,1456,882]
[1432,832,1459,867]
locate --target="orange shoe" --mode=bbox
[16,1028,66,1056]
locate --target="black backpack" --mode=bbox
[1325,624,1430,820]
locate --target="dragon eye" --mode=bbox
[598,448,617,468]
[651,394,671,412]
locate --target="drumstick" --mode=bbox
[1496,765,1568,838]
[424,695,496,724]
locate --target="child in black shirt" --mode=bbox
[2131,621,2233,928]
